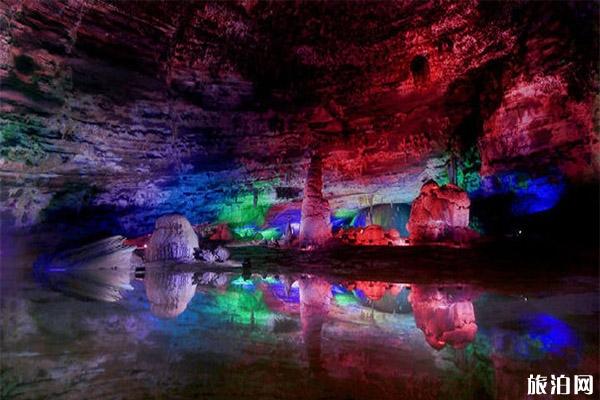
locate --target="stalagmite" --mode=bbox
[299,154,332,247]
[145,214,199,262]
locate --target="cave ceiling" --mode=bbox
[0,0,598,235]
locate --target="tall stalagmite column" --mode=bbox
[299,154,332,247]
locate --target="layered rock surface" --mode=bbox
[0,1,597,237]
[406,181,474,243]
[145,214,198,261]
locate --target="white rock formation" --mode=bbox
[145,214,199,261]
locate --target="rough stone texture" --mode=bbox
[480,74,599,180]
[144,270,197,318]
[145,214,199,261]
[335,225,406,246]
[0,1,597,236]
[197,245,230,263]
[299,154,331,247]
[406,181,474,243]
[408,284,478,350]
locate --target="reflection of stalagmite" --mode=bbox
[408,284,478,350]
[352,281,404,302]
[299,154,332,247]
[145,270,197,318]
[146,214,199,261]
[298,276,331,373]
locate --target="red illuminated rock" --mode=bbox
[406,181,475,244]
[0,2,596,237]
[335,225,406,246]
[145,214,199,261]
[124,234,151,250]
[480,75,598,180]
[208,224,233,241]
[299,154,332,247]
[350,281,404,302]
[409,285,478,350]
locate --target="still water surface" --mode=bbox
[1,240,598,399]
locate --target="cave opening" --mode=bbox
[410,55,430,85]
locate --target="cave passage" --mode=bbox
[0,1,598,399]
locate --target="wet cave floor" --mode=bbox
[1,237,598,400]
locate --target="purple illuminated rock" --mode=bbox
[145,214,199,262]
[299,154,332,247]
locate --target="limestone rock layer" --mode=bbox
[0,1,597,237]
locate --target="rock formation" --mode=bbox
[406,181,475,243]
[144,270,197,318]
[145,214,199,262]
[299,154,332,247]
[0,1,596,240]
[196,246,230,263]
[335,225,406,246]
[350,281,404,302]
[408,285,478,350]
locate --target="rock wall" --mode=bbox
[0,1,596,237]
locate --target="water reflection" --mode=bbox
[34,236,135,302]
[408,284,478,350]
[298,276,331,374]
[144,270,197,318]
[4,246,596,399]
